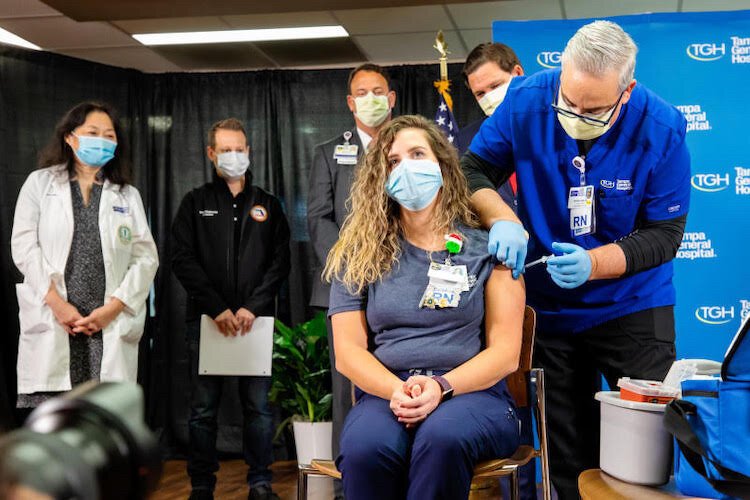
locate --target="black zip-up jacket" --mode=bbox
[171,173,290,321]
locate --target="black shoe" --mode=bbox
[188,489,214,500]
[248,484,280,500]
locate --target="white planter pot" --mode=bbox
[293,421,334,500]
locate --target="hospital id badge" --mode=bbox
[420,262,464,309]
[333,144,358,165]
[569,185,595,236]
[427,262,466,286]
[419,284,461,309]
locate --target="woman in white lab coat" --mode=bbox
[11,101,159,407]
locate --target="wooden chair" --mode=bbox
[298,305,551,500]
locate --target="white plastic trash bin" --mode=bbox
[595,391,672,486]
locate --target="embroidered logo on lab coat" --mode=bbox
[117,224,132,245]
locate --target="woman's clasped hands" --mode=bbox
[389,374,443,428]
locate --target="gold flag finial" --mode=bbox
[434,30,449,81]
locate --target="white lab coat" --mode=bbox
[11,164,159,394]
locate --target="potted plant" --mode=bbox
[270,311,333,466]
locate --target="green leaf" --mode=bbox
[273,415,295,442]
[270,314,333,425]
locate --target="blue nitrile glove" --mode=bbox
[546,242,592,289]
[488,220,528,280]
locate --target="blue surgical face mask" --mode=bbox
[72,135,117,168]
[385,158,443,211]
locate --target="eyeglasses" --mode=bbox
[551,81,625,127]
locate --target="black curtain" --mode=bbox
[0,45,483,454]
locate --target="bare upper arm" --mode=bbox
[484,265,525,351]
[331,310,369,352]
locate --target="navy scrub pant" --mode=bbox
[336,377,520,500]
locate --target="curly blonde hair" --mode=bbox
[324,115,478,294]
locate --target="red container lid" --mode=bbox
[617,378,678,404]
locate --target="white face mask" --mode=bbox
[216,151,250,179]
[354,92,390,128]
[478,77,513,117]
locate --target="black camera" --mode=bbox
[0,381,161,500]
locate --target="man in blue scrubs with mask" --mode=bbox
[461,21,690,499]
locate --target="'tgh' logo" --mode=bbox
[536,51,562,69]
[691,173,730,192]
[695,306,735,325]
[686,43,726,61]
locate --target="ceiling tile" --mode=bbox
[0,16,138,49]
[334,5,453,35]
[255,37,366,67]
[682,0,750,11]
[354,30,466,63]
[447,0,563,29]
[55,46,183,72]
[221,11,338,29]
[460,28,493,50]
[113,17,229,34]
[564,0,678,18]
[41,0,532,21]
[0,0,59,18]
[151,42,275,71]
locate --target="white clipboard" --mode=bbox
[198,314,274,376]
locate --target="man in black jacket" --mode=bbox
[172,118,290,500]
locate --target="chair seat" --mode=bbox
[472,445,537,478]
[310,459,342,479]
[307,444,537,482]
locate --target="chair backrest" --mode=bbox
[505,305,536,408]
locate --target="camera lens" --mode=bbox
[0,382,161,500]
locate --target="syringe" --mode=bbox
[524,254,553,271]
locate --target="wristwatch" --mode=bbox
[431,375,454,403]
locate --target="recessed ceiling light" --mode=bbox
[133,26,349,46]
[0,27,41,50]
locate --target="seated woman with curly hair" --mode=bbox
[324,115,525,499]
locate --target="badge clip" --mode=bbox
[444,233,463,265]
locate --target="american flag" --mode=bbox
[435,92,459,149]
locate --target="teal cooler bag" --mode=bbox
[664,318,750,499]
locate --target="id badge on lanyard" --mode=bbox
[333,131,359,165]
[567,156,596,237]
[419,261,468,309]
